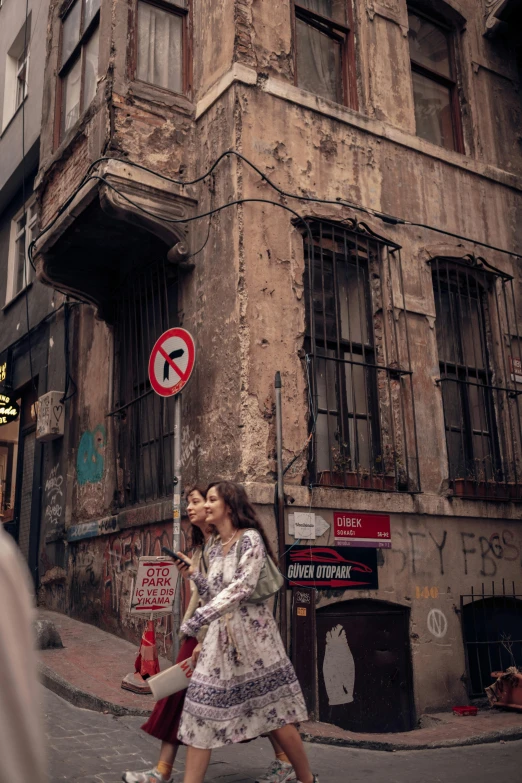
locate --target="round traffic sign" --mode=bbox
[148,328,195,397]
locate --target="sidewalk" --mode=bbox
[37,610,522,751]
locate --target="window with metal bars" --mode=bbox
[432,256,522,499]
[304,219,420,492]
[111,258,178,507]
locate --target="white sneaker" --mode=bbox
[122,768,172,783]
[255,759,297,783]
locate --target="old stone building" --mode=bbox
[20,0,522,731]
[0,0,53,583]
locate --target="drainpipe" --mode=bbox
[275,371,288,647]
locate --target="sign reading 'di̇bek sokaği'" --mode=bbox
[0,393,19,426]
[334,512,391,548]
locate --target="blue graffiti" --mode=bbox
[76,424,107,485]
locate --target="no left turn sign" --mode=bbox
[148,328,195,397]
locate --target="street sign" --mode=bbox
[130,557,179,615]
[148,328,195,397]
[334,511,391,548]
[286,546,378,589]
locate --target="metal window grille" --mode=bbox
[461,581,522,697]
[432,256,522,498]
[304,219,420,492]
[111,258,178,507]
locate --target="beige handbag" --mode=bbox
[236,530,284,603]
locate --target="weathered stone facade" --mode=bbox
[31,0,522,728]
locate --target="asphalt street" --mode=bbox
[42,687,521,783]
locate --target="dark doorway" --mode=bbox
[316,599,415,733]
[461,593,522,697]
[11,383,42,584]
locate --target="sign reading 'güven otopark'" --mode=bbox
[334,512,391,549]
[286,546,378,590]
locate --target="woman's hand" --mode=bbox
[191,643,202,666]
[175,552,195,577]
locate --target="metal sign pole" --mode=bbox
[171,392,182,661]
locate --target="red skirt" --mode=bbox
[141,636,198,745]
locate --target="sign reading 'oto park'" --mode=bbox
[130,557,179,615]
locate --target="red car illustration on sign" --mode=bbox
[289,547,373,573]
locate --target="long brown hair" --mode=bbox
[207,481,276,560]
[185,483,208,548]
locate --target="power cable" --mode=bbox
[29,150,522,265]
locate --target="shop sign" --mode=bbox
[130,557,179,615]
[0,393,19,426]
[286,546,378,590]
[0,362,6,383]
[334,512,391,548]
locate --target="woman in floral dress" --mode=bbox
[176,481,318,783]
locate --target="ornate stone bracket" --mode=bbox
[33,159,198,315]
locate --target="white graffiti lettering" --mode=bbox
[44,464,64,526]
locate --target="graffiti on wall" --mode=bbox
[44,464,64,527]
[391,528,522,579]
[181,425,201,470]
[69,522,191,654]
[76,425,107,485]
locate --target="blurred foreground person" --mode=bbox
[0,524,46,783]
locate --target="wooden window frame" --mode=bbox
[132,0,191,98]
[408,7,464,154]
[6,197,37,304]
[292,1,358,110]
[54,0,100,148]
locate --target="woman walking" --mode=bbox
[176,481,318,783]
[123,485,212,783]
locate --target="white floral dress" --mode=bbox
[178,529,308,749]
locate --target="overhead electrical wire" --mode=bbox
[29,149,522,268]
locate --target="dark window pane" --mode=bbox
[84,0,101,28]
[408,12,451,78]
[441,377,462,429]
[339,262,369,345]
[316,412,338,472]
[435,289,458,364]
[345,360,368,414]
[316,350,338,413]
[298,0,346,24]
[15,234,26,293]
[62,56,82,133]
[83,26,99,107]
[296,17,342,103]
[137,1,183,93]
[62,0,81,64]
[447,430,465,477]
[412,70,454,150]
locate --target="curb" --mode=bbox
[38,663,152,718]
[38,667,522,751]
[299,725,522,752]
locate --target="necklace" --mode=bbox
[221,530,238,547]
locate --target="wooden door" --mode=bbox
[316,600,415,733]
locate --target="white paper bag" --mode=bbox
[148,657,195,701]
